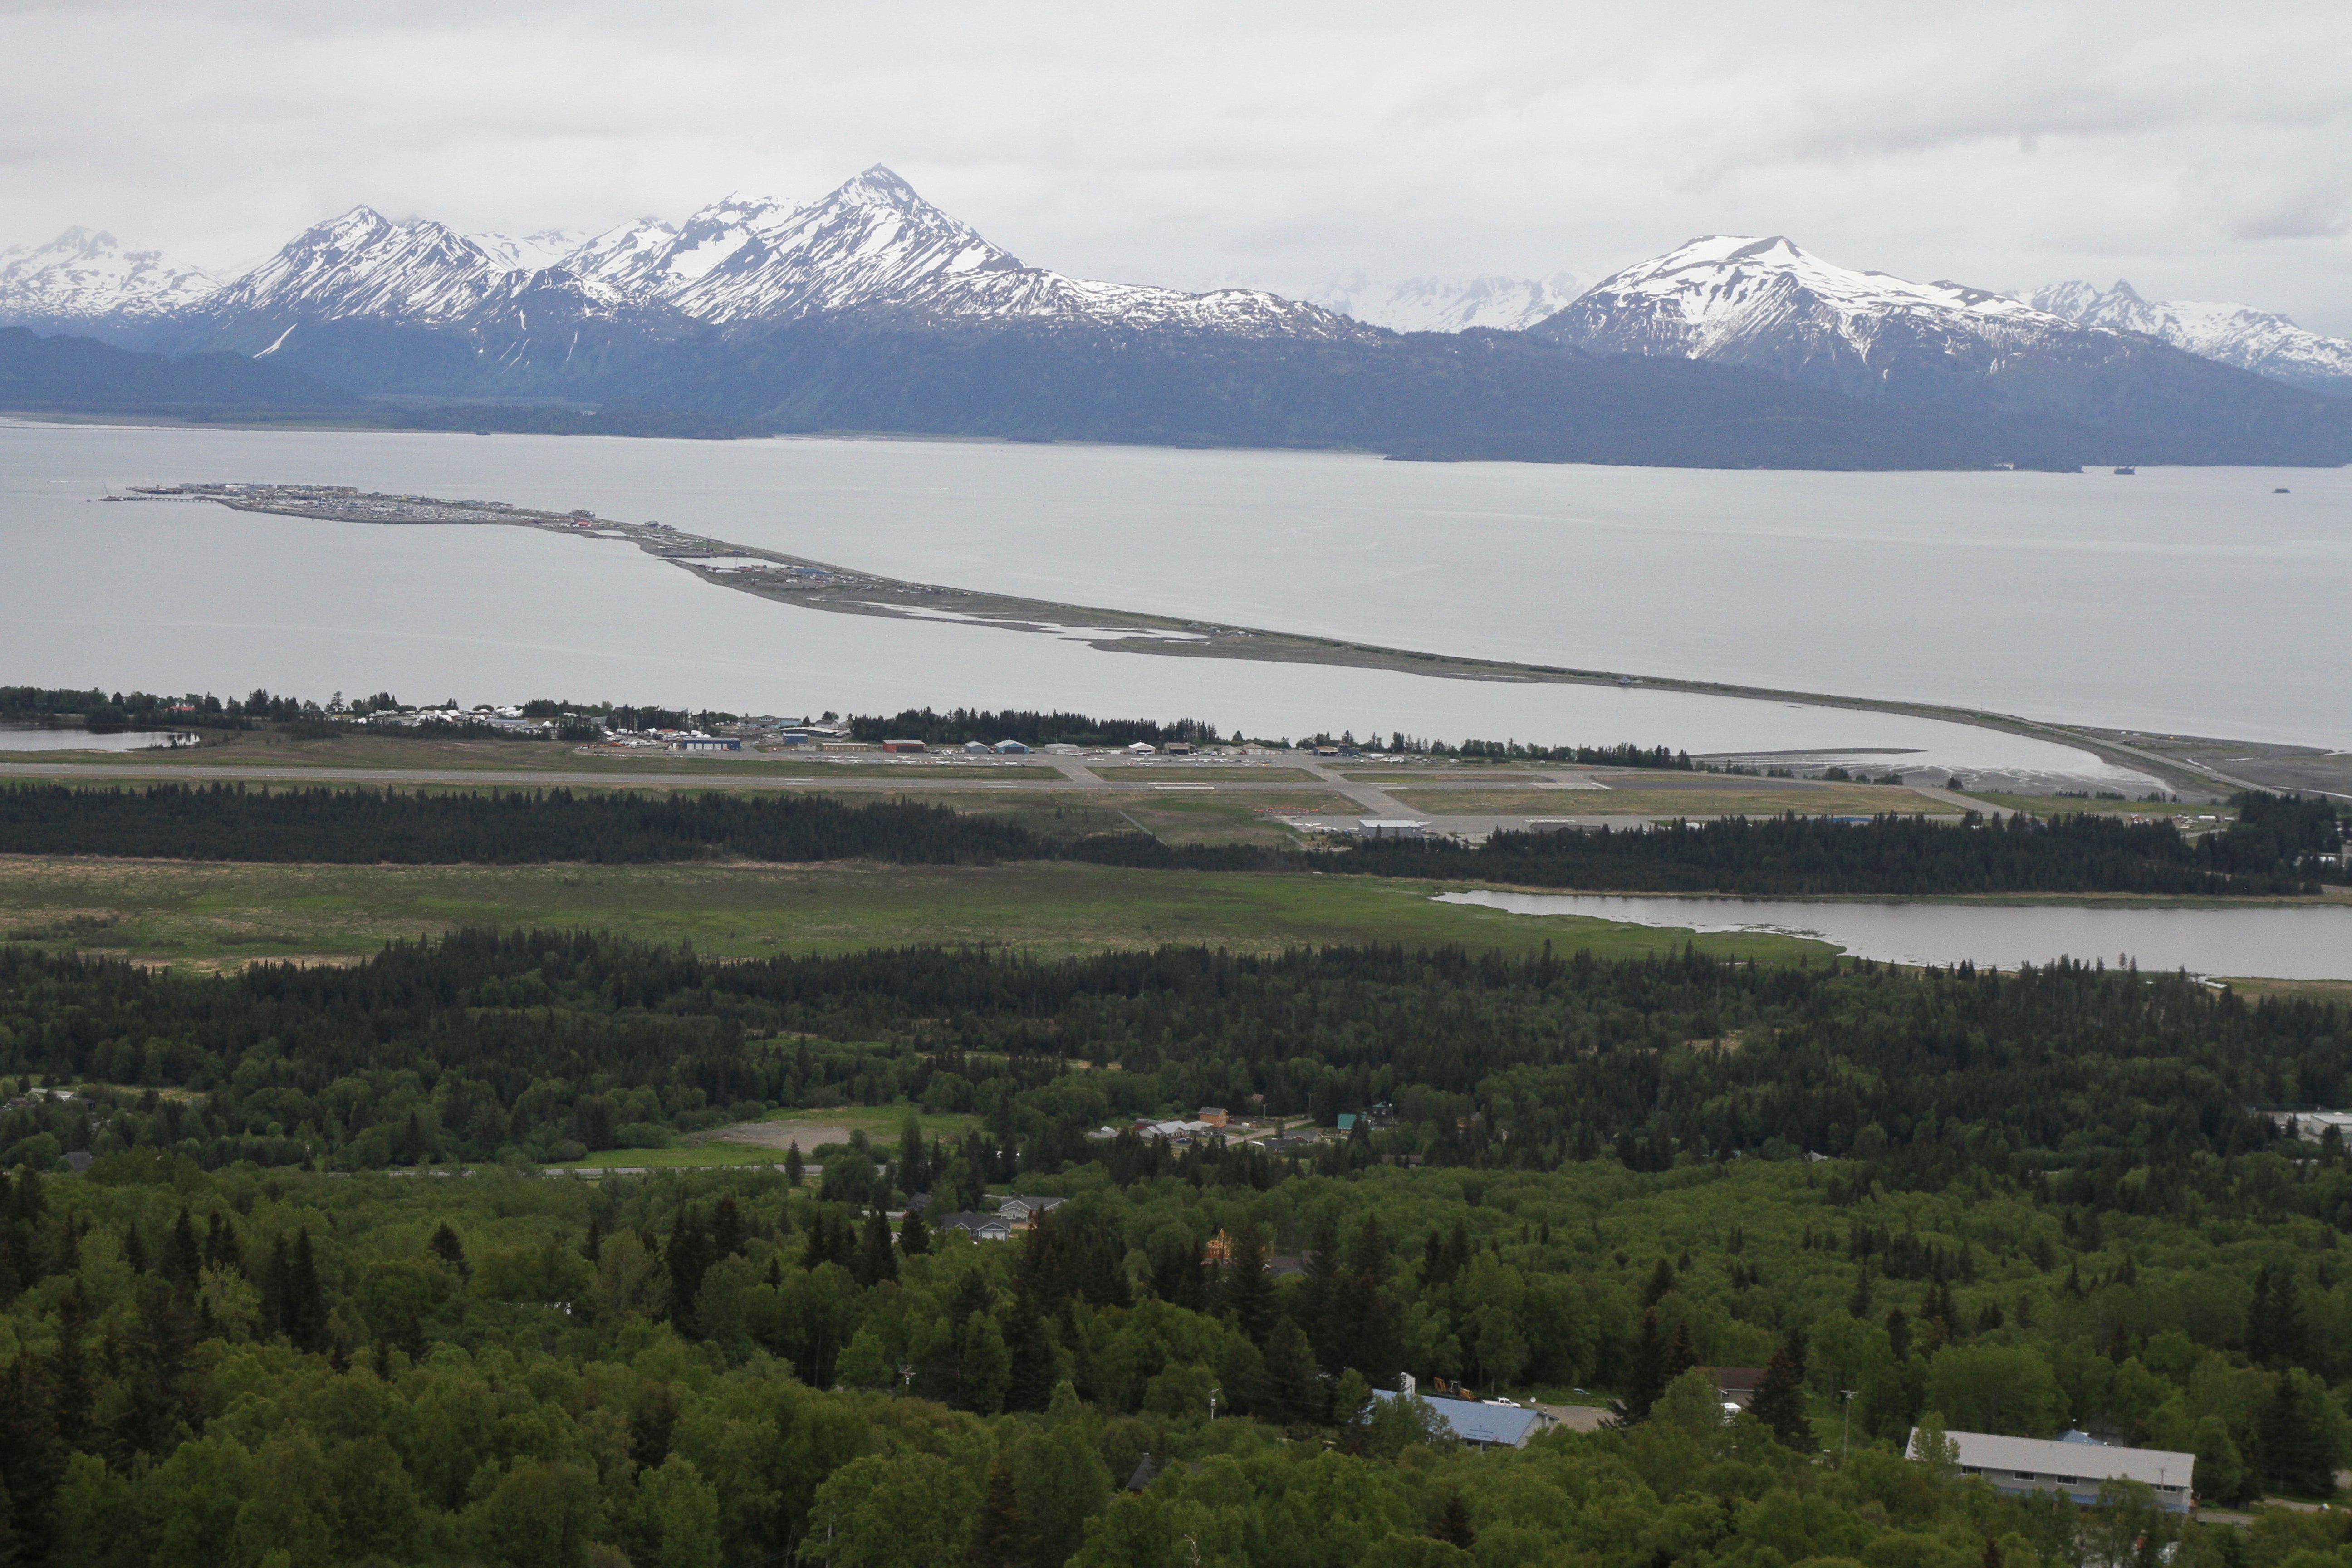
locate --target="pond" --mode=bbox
[0,725,202,753]
[1432,889,2352,979]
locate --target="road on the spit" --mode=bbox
[0,755,1996,835]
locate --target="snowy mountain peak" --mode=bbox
[648,167,1022,324]
[18,166,1370,350]
[837,164,929,210]
[469,228,591,273]
[559,216,683,292]
[1539,233,2074,370]
[2028,279,2352,396]
[199,207,513,326]
[1309,270,1585,333]
[0,225,220,329]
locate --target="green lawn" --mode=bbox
[538,1105,986,1171]
[0,855,1836,965]
[539,1145,798,1171]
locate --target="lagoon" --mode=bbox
[1434,889,2352,979]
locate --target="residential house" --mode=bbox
[1710,1368,1768,1409]
[997,1196,1068,1224]
[930,1212,1014,1242]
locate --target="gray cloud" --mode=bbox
[4,0,2348,330]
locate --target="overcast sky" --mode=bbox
[6,0,2349,330]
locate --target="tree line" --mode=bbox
[5,929,2346,1188]
[0,781,2335,894]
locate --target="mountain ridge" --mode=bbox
[2026,279,2352,397]
[4,181,2348,468]
[1530,234,2352,462]
[1308,270,1585,333]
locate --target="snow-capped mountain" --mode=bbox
[196,207,523,330]
[0,227,218,333]
[1308,270,1583,333]
[2026,280,2352,397]
[1526,234,2352,461]
[575,166,1365,338]
[1534,235,2081,387]
[468,228,591,272]
[562,197,789,302]
[118,166,1360,355]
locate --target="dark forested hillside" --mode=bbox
[0,326,358,411]
[631,315,2078,469]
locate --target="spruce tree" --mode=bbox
[856,1207,898,1289]
[1749,1346,1811,1450]
[785,1141,805,1188]
[1264,1320,1318,1424]
[1220,1221,1275,1343]
[969,1455,1025,1568]
[1003,1301,1057,1414]
[0,1354,61,1563]
[1664,1322,1700,1388]
[899,1206,931,1256]
[289,1230,328,1352]
[428,1221,470,1281]
[710,1197,746,1261]
[1641,1257,1677,1309]
[162,1208,201,1294]
[1610,1309,1668,1426]
[2258,1370,2336,1496]
[1438,1493,1477,1550]
[49,1290,89,1452]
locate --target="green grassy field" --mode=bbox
[1086,766,1322,782]
[0,855,1835,966]
[538,1145,798,1171]
[1964,792,2226,821]
[539,1105,986,1171]
[1387,783,1945,816]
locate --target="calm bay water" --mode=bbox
[3,421,2344,776]
[1435,890,2352,979]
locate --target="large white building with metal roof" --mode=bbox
[1909,1429,2195,1513]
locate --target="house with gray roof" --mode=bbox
[930,1211,1014,1242]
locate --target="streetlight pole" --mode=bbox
[1209,1386,1220,1422]
[1841,1390,1857,1463]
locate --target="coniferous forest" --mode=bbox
[0,782,2337,894]
[1,931,2351,1567]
